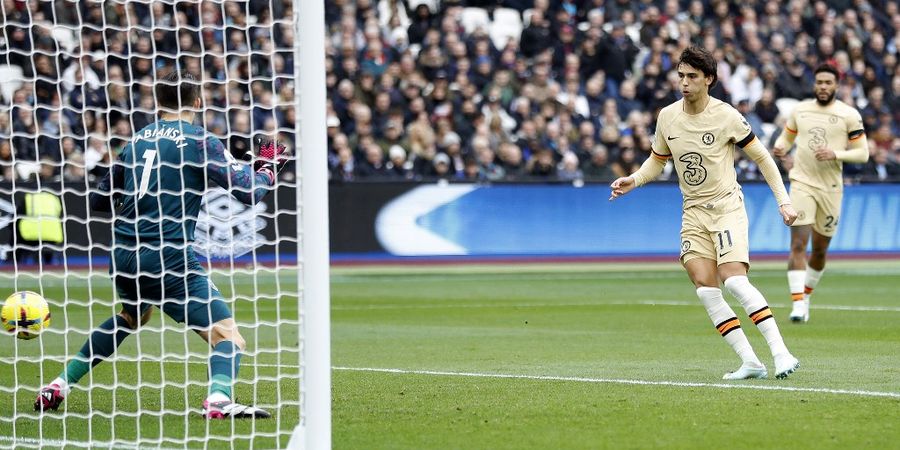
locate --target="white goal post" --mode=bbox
[0,0,330,448]
[294,0,332,448]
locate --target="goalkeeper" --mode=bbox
[35,71,288,419]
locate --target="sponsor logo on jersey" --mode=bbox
[193,189,268,259]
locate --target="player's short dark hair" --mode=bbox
[677,46,718,89]
[155,70,200,111]
[814,63,840,81]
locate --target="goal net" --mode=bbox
[0,0,329,448]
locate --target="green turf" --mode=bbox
[2,260,900,449]
[329,260,900,449]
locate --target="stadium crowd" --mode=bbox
[0,0,296,185]
[323,0,900,182]
[0,0,899,185]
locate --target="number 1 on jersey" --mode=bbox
[138,149,157,199]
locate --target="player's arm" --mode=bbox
[610,120,671,200]
[772,112,797,158]
[739,133,798,225]
[827,129,869,163]
[203,136,276,205]
[89,162,125,212]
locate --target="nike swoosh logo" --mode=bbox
[667,136,679,140]
[719,251,732,258]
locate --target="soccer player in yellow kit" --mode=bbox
[610,46,801,380]
[772,64,869,323]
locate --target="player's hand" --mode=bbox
[772,143,788,159]
[254,139,290,181]
[609,177,636,201]
[779,203,799,226]
[814,147,836,161]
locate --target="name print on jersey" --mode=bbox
[131,126,188,149]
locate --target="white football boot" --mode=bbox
[723,362,768,380]
[789,299,809,323]
[774,354,801,379]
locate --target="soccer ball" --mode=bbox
[1,291,51,340]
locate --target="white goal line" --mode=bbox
[332,366,900,399]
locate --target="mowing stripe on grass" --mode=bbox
[333,299,900,313]
[333,366,900,399]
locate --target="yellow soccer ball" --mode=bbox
[1,291,51,340]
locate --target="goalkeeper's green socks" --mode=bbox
[208,341,241,401]
[60,315,134,385]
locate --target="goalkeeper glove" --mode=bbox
[254,139,290,183]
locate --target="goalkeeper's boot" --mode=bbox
[789,299,809,323]
[203,399,271,419]
[34,384,66,411]
[722,362,768,380]
[774,353,801,379]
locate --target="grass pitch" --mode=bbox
[329,260,900,449]
[2,259,900,449]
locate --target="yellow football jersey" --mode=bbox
[652,97,754,209]
[784,99,865,192]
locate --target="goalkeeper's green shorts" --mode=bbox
[110,244,232,328]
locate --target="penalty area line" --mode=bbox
[333,366,900,399]
[332,299,900,313]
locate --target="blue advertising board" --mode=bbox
[373,183,900,256]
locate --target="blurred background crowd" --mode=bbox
[323,0,900,182]
[0,0,296,185]
[1,0,899,186]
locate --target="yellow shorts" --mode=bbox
[790,183,842,237]
[680,192,750,266]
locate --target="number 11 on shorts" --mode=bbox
[717,230,733,257]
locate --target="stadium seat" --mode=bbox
[775,97,800,121]
[52,27,77,53]
[14,161,40,180]
[461,7,490,34]
[490,8,523,49]
[407,0,438,12]
[522,8,534,26]
[0,65,23,104]
[761,123,777,142]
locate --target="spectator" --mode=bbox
[862,148,900,181]
[331,146,355,182]
[754,88,780,124]
[497,142,526,179]
[355,143,390,178]
[581,144,616,181]
[385,145,413,179]
[610,146,641,179]
[557,152,583,181]
[431,152,453,180]
[520,9,552,58]
[0,140,13,181]
[527,148,557,179]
